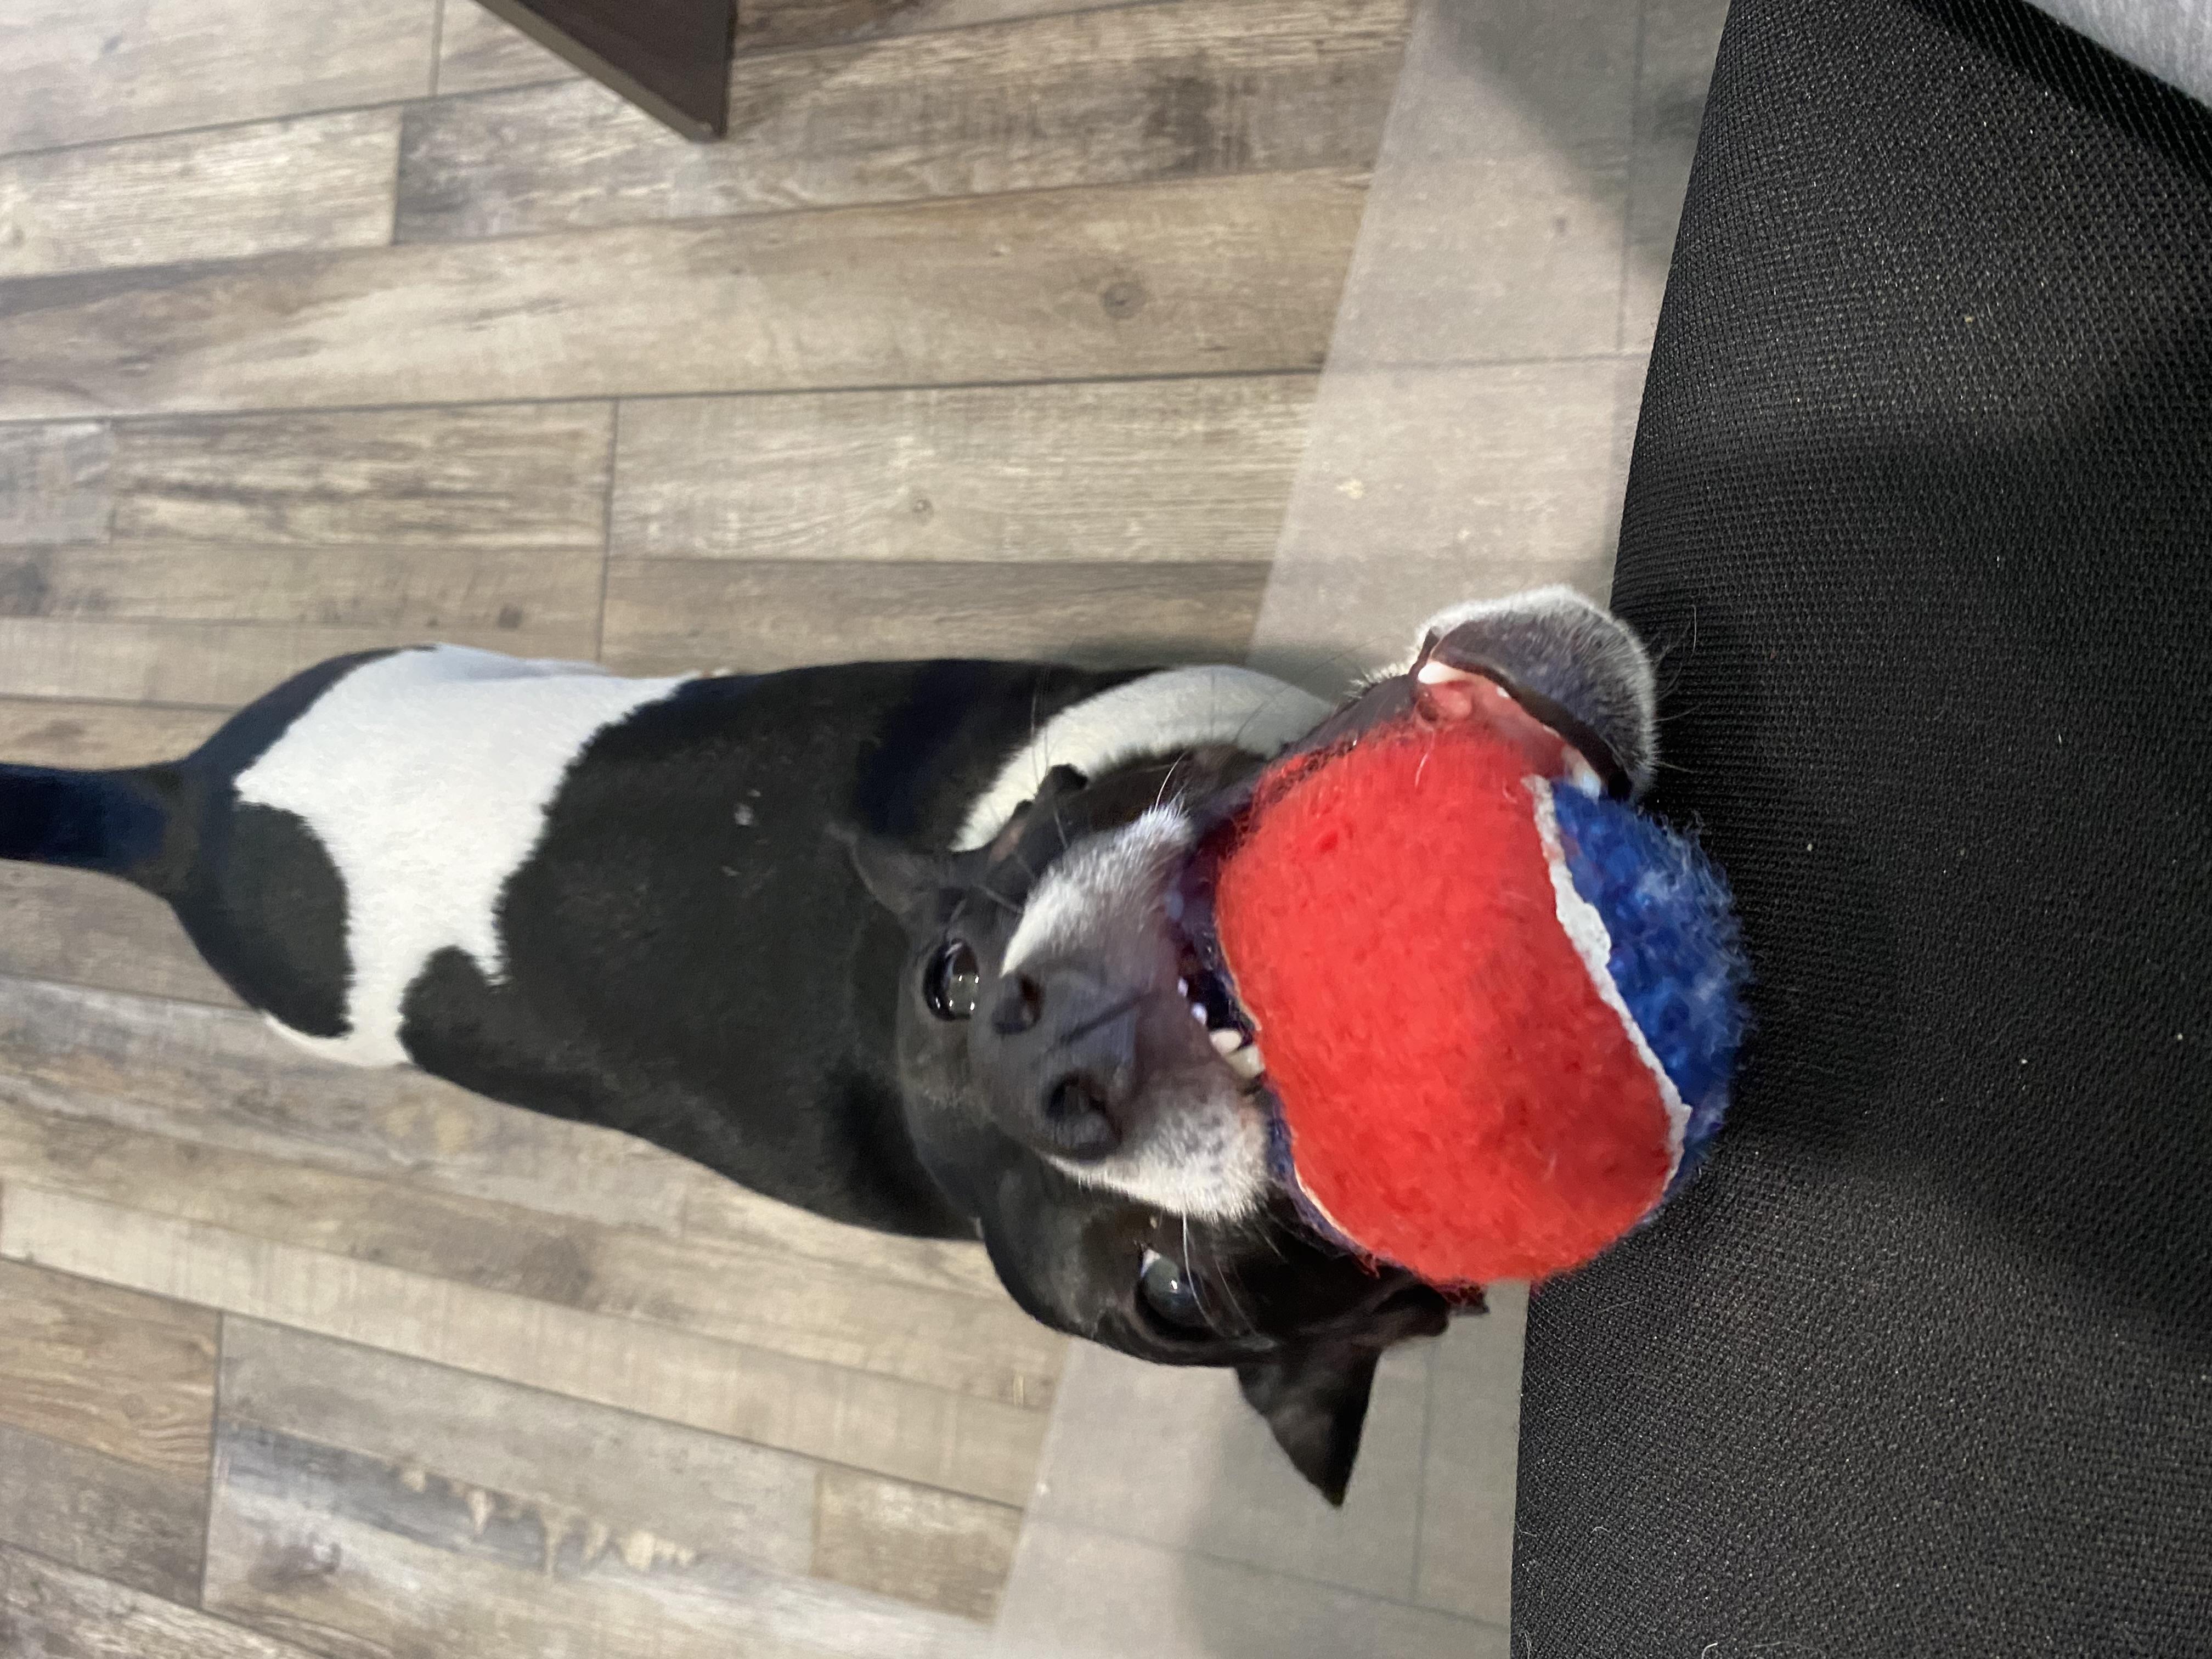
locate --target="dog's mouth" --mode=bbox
[1176,951,1265,1083]
[1022,944,1275,1222]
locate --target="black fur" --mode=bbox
[0,765,171,876]
[157,656,1138,1237]
[155,650,398,1023]
[183,804,353,1039]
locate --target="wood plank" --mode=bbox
[0,976,688,1234]
[0,1543,320,1659]
[1,1188,1048,1505]
[0,1093,1005,1313]
[1413,1283,1524,1623]
[346,1193,1056,1408]
[0,968,1005,1300]
[222,1319,819,1579]
[1622,0,1730,351]
[1,0,437,156]
[437,0,585,95]
[993,1518,1509,1659]
[611,376,1313,562]
[0,1419,207,1604]
[601,557,1268,674]
[222,1320,1023,1621]
[0,1257,217,1480]
[1018,1335,1434,1600]
[397,0,1405,241]
[0,112,402,283]
[0,170,1365,420]
[737,0,1146,56]
[473,0,737,141]
[814,1466,1020,1623]
[678,1166,1003,1300]
[0,1105,1059,1408]
[0,422,111,546]
[0,544,602,639]
[204,1423,991,1659]
[0,865,241,1006]
[0,698,225,768]
[110,404,614,548]
[0,615,594,706]
[1248,357,1642,684]
[0,526,603,704]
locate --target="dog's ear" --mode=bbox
[1237,1283,1457,1504]
[838,829,957,935]
[1235,1344,1381,1506]
[843,764,1091,930]
[981,765,1091,864]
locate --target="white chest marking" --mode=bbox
[952,666,1329,851]
[235,646,689,1066]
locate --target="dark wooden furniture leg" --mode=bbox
[471,0,736,139]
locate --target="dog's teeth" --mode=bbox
[1208,1026,1243,1057]
[1416,658,1481,686]
[1224,1043,1266,1080]
[1177,977,1189,997]
[1190,1003,1209,1025]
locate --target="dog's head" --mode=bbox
[851,747,1458,1502]
[849,590,1661,1498]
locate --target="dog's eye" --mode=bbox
[1137,1248,1209,1330]
[923,941,981,1021]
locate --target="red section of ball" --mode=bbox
[1214,715,1672,1284]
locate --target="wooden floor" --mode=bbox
[0,0,1414,1653]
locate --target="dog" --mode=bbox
[0,586,1656,1500]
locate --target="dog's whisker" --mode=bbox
[1187,1217,1256,1336]
[1213,1246,1258,1335]
[1182,1216,1212,1323]
[1234,638,1387,742]
[1248,1206,1293,1263]
[972,883,1022,916]
[1149,755,1186,816]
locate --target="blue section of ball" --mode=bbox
[1552,784,1750,1193]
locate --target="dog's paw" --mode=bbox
[1407,587,1658,797]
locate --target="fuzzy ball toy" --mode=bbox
[1203,672,1747,1287]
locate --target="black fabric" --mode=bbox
[1512,2,2212,1653]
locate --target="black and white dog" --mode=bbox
[0,587,1655,1500]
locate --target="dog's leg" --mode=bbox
[1405,587,1659,797]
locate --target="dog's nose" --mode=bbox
[974,965,1137,1162]
[990,973,1042,1035]
[1039,1070,1120,1160]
